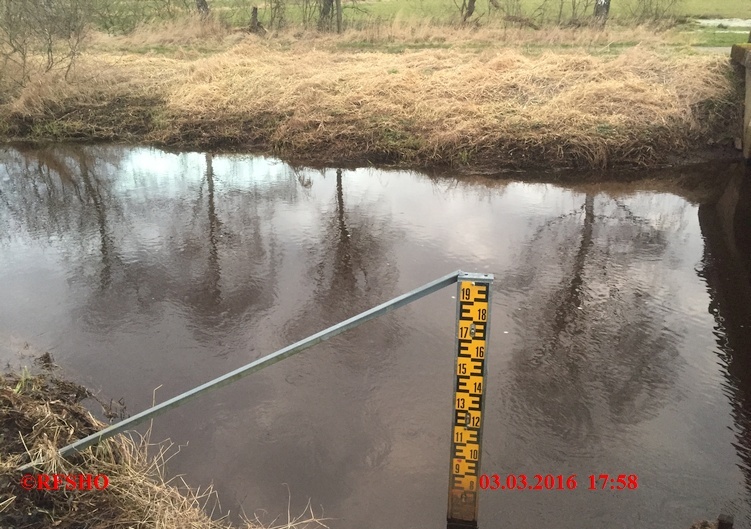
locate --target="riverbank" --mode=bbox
[0,23,744,171]
[0,369,234,528]
[0,368,328,529]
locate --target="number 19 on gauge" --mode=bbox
[447,273,493,528]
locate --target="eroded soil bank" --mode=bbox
[0,29,744,171]
[0,368,242,529]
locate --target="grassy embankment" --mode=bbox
[0,1,748,170]
[0,369,323,528]
[0,369,226,528]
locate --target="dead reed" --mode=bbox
[0,22,742,169]
[0,370,327,529]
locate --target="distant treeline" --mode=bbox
[0,0,683,37]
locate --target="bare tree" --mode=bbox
[593,0,610,25]
[454,0,478,23]
[463,0,477,21]
[0,0,90,90]
[318,0,342,32]
[319,0,334,29]
[267,0,287,30]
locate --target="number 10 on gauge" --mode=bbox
[447,273,493,528]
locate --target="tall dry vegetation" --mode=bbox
[161,42,739,167]
[0,0,740,169]
[0,0,688,98]
[1,36,739,169]
[1,370,328,528]
[0,0,91,99]
[0,371,231,528]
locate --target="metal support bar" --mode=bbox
[18,269,464,472]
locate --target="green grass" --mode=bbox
[76,0,751,41]
[353,0,751,20]
[345,0,454,20]
[86,0,751,34]
[680,0,751,18]
[104,43,225,56]
[686,26,751,46]
[336,40,452,52]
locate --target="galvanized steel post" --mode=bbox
[18,270,464,472]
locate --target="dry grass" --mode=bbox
[331,18,680,48]
[90,16,240,52]
[0,369,328,529]
[90,15,708,50]
[0,21,743,169]
[0,370,230,528]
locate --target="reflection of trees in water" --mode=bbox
[0,145,125,290]
[506,193,682,446]
[0,146,290,337]
[286,168,400,343]
[77,152,286,336]
[427,173,511,205]
[697,167,751,496]
[0,145,121,238]
[184,153,223,311]
[269,168,401,510]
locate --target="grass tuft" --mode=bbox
[0,369,328,529]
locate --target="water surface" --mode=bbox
[1,145,750,529]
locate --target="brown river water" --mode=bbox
[1,145,750,529]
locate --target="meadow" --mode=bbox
[82,0,751,31]
[0,0,749,169]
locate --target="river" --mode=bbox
[1,145,749,529]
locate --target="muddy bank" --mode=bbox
[0,39,744,171]
[0,368,236,529]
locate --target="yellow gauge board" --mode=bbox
[447,274,493,527]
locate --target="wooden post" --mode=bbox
[250,6,260,32]
[745,67,751,160]
[730,43,751,159]
[195,0,210,17]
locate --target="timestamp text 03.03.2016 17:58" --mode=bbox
[475,474,639,491]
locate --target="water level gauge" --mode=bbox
[447,273,493,528]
